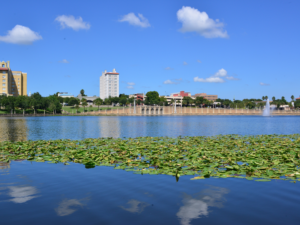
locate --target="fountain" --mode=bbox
[262,99,271,116]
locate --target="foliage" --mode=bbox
[94,98,103,110]
[2,134,300,182]
[144,91,160,105]
[80,89,86,96]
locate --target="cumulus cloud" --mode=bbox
[194,68,238,83]
[164,79,176,84]
[7,186,39,203]
[0,25,42,45]
[59,59,69,63]
[177,186,229,225]
[127,86,134,89]
[194,76,225,83]
[164,78,183,84]
[260,82,270,86]
[120,199,149,213]
[164,67,173,70]
[197,60,202,63]
[177,6,228,38]
[55,15,91,31]
[55,199,84,216]
[119,13,150,28]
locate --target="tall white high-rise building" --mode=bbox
[100,69,119,100]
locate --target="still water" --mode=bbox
[1,116,300,224]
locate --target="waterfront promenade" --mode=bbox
[63,106,300,116]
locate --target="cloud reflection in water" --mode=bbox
[120,199,149,213]
[55,198,86,216]
[7,186,39,203]
[177,186,229,225]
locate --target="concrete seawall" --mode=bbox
[63,106,300,116]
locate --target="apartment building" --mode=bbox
[193,93,218,101]
[0,61,27,96]
[100,69,119,100]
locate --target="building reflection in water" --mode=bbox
[99,117,121,138]
[0,118,27,142]
[177,186,229,225]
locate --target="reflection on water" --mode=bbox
[120,199,149,213]
[177,186,229,225]
[0,116,299,141]
[55,198,86,216]
[0,162,10,171]
[7,186,38,203]
[0,118,27,142]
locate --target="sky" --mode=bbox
[0,0,299,100]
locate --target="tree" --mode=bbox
[291,95,295,102]
[195,97,204,106]
[68,97,80,106]
[272,96,275,102]
[15,95,30,112]
[94,98,103,110]
[119,93,129,98]
[119,97,127,106]
[80,89,86,96]
[144,91,160,105]
[74,104,80,113]
[81,98,88,112]
[30,92,43,114]
[262,96,265,101]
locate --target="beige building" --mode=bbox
[100,69,119,100]
[0,61,27,96]
[193,93,218,101]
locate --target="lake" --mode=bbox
[1,116,300,225]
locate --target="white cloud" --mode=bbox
[127,82,135,86]
[59,59,69,63]
[164,79,176,84]
[194,68,238,83]
[194,76,225,83]
[120,199,149,213]
[226,76,239,80]
[177,186,229,225]
[164,67,173,70]
[183,61,188,65]
[127,86,134,89]
[55,15,91,31]
[55,199,84,216]
[119,13,150,28]
[260,82,270,86]
[197,60,202,63]
[177,6,228,38]
[8,186,38,203]
[0,25,42,45]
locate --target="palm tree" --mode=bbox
[94,98,103,110]
[262,96,265,101]
[291,95,295,102]
[170,99,175,105]
[81,98,88,112]
[272,96,275,102]
[74,104,80,113]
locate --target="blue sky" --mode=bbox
[1,0,299,100]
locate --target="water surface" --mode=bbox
[1,116,300,224]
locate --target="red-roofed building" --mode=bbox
[170,91,191,97]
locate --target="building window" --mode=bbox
[2,71,5,74]
[2,64,5,67]
[12,88,15,91]
[2,84,5,86]
[2,79,5,82]
[2,75,5,78]
[12,92,15,94]
[2,88,5,90]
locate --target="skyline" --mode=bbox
[1,0,299,100]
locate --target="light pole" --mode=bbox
[133,98,136,114]
[174,99,177,114]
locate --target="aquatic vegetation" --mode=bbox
[1,134,300,181]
